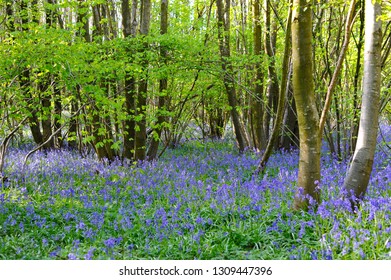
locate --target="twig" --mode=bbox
[0,116,29,175]
[319,0,357,134]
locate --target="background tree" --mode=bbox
[250,0,266,150]
[121,0,138,160]
[134,0,151,161]
[147,0,169,160]
[216,0,249,152]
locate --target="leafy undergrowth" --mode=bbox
[1,128,391,260]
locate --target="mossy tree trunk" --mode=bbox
[291,0,321,210]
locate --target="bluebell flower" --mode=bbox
[68,253,78,260]
[104,238,116,249]
[84,248,95,260]
[49,249,60,258]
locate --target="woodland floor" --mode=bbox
[0,125,391,259]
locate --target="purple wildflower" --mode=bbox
[68,253,78,260]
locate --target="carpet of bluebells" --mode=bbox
[1,125,391,260]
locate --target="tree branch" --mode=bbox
[319,0,357,134]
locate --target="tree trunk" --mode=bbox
[291,0,321,210]
[263,0,279,141]
[250,0,266,151]
[147,0,168,160]
[40,85,54,150]
[257,1,292,173]
[134,0,151,161]
[19,0,44,146]
[5,0,14,31]
[121,0,137,160]
[90,3,115,161]
[343,0,382,209]
[350,0,365,154]
[53,83,62,148]
[216,0,248,152]
[41,0,63,150]
[68,99,79,149]
[68,1,90,150]
[209,103,225,139]
[280,85,299,149]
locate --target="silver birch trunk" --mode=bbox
[343,0,382,208]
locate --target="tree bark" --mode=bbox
[280,84,299,149]
[147,0,169,160]
[5,0,14,31]
[263,0,279,141]
[216,0,249,152]
[40,83,54,150]
[343,0,382,209]
[257,1,292,173]
[19,0,44,146]
[292,0,321,210]
[250,0,266,151]
[350,0,365,154]
[121,0,137,160]
[134,0,151,161]
[68,0,90,150]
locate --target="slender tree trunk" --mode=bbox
[343,0,382,209]
[134,0,151,161]
[40,84,54,150]
[333,92,342,160]
[90,3,115,161]
[318,0,357,161]
[53,83,62,148]
[280,84,299,149]
[147,0,168,160]
[209,107,225,139]
[291,0,321,210]
[5,0,14,31]
[251,0,266,151]
[41,0,63,150]
[263,0,279,141]
[91,4,106,160]
[19,0,44,146]
[68,99,79,149]
[121,0,137,160]
[108,0,118,38]
[91,112,107,161]
[104,114,116,159]
[216,0,248,152]
[92,4,103,38]
[77,0,91,42]
[350,0,365,154]
[68,0,90,149]
[257,2,292,173]
[26,91,44,145]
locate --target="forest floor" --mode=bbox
[0,125,391,260]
